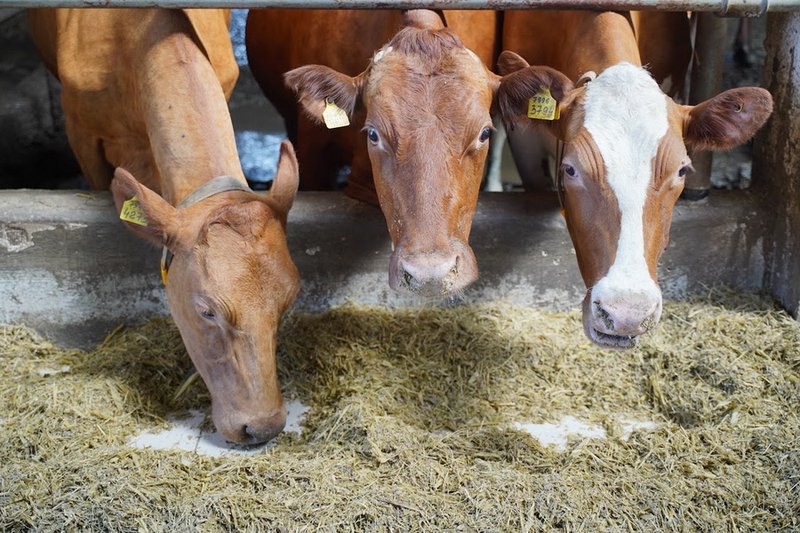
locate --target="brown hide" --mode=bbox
[27,9,301,444]
[245,9,497,202]
[502,11,690,94]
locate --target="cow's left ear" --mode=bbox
[683,87,773,151]
[284,64,365,126]
[495,51,574,131]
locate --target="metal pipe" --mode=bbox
[683,11,728,200]
[1,0,797,14]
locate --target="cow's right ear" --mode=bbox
[111,168,179,248]
[265,140,300,226]
[496,51,573,130]
[284,65,365,125]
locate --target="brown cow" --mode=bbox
[27,8,301,444]
[246,9,499,296]
[498,11,772,348]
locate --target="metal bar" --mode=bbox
[683,11,728,200]
[3,0,800,13]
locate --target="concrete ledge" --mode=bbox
[0,189,767,347]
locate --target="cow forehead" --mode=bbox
[582,63,669,179]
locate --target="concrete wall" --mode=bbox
[0,189,767,348]
[754,12,800,317]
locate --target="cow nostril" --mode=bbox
[243,423,281,444]
[450,256,459,277]
[593,301,615,330]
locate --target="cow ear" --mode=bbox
[496,52,574,130]
[111,167,180,249]
[497,50,530,76]
[284,64,364,125]
[266,140,300,225]
[684,87,773,151]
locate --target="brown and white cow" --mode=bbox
[246,9,498,296]
[28,9,301,444]
[498,11,772,348]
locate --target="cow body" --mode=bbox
[498,11,772,348]
[28,9,301,444]
[247,9,500,296]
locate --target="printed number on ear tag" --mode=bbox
[119,196,149,227]
[322,97,350,129]
[527,88,560,121]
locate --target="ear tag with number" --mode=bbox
[322,97,350,129]
[527,88,560,121]
[119,196,149,226]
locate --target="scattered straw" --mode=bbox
[1,289,798,531]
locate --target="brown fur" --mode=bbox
[246,9,498,197]
[685,87,773,151]
[250,9,499,296]
[29,8,301,444]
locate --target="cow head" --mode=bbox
[284,10,497,297]
[498,52,773,348]
[111,141,301,444]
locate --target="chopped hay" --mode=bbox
[1,290,798,531]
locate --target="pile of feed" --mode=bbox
[1,290,798,530]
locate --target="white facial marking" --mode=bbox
[372,46,393,63]
[583,63,667,301]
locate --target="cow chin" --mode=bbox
[388,241,478,298]
[581,291,642,349]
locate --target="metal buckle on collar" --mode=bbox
[159,175,251,286]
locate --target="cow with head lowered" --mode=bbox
[247,9,500,297]
[497,11,773,348]
[28,8,301,444]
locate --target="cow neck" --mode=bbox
[138,20,244,207]
[159,176,252,285]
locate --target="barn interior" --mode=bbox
[1,6,798,531]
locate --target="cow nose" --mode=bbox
[593,295,660,336]
[398,253,458,289]
[242,412,286,444]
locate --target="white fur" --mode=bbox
[372,46,393,63]
[583,63,667,303]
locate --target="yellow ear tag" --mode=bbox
[322,97,350,129]
[527,88,560,121]
[119,196,149,226]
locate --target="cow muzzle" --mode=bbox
[212,402,287,445]
[582,287,662,349]
[389,241,478,297]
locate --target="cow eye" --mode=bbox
[562,164,576,177]
[200,308,216,320]
[479,127,492,143]
[678,165,693,177]
[367,127,379,144]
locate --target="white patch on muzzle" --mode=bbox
[583,63,668,316]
